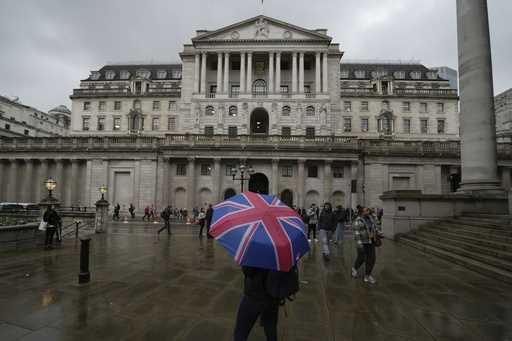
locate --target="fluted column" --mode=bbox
[457,0,500,191]
[315,52,321,94]
[240,52,246,94]
[200,52,207,94]
[216,52,223,95]
[324,160,333,203]
[271,159,279,195]
[322,52,329,93]
[55,159,64,202]
[23,160,34,202]
[194,53,200,94]
[223,52,230,94]
[213,158,222,202]
[246,52,253,94]
[187,157,196,211]
[269,52,274,94]
[68,159,79,205]
[299,52,304,94]
[297,159,305,208]
[7,159,18,202]
[37,159,49,202]
[275,52,281,95]
[292,52,298,94]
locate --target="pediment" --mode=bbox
[192,15,332,43]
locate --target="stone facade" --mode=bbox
[496,88,512,142]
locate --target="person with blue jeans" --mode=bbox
[334,205,346,244]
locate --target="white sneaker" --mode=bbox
[351,267,358,278]
[308,239,312,242]
[364,275,376,284]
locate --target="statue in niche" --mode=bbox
[255,18,269,39]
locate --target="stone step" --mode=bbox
[402,234,512,272]
[434,222,512,237]
[424,223,512,242]
[413,230,512,261]
[420,226,512,250]
[399,237,512,284]
[461,212,512,221]
[447,217,511,230]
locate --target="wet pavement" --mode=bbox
[0,223,511,341]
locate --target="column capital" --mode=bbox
[213,157,222,163]
[275,51,282,56]
[325,159,333,165]
[272,158,280,165]
[292,51,298,57]
[201,51,207,56]
[187,157,195,162]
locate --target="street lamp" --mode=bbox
[99,185,107,200]
[231,163,254,192]
[45,178,57,198]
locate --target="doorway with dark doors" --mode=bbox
[248,173,269,194]
[250,108,269,135]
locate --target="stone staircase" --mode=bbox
[399,213,512,283]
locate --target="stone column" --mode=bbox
[194,53,200,94]
[223,52,230,95]
[271,159,279,195]
[268,52,274,94]
[240,52,246,94]
[7,159,18,202]
[315,52,321,94]
[0,160,5,201]
[246,52,253,94]
[292,52,298,94]
[36,160,49,202]
[275,52,281,95]
[299,52,305,94]
[213,158,222,202]
[54,159,64,202]
[23,159,34,202]
[297,159,305,208]
[324,160,333,203]
[68,159,79,206]
[322,52,329,93]
[216,52,223,95]
[457,0,500,191]
[187,157,196,211]
[200,52,207,95]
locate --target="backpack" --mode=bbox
[265,266,300,305]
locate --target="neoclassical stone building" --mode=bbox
[1,16,510,211]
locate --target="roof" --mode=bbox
[0,95,46,114]
[339,63,447,81]
[49,105,71,115]
[83,64,183,81]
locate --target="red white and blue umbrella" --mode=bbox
[209,192,310,271]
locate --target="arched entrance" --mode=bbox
[248,173,269,194]
[250,108,269,135]
[224,188,236,200]
[280,189,294,208]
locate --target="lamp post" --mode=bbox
[95,185,109,234]
[45,178,57,199]
[231,163,254,192]
[99,185,107,201]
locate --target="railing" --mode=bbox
[340,88,458,98]
[305,93,316,98]
[72,88,181,98]
[206,93,216,98]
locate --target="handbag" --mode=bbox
[38,220,47,231]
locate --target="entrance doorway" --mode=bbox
[248,173,269,194]
[224,188,236,199]
[250,108,269,135]
[280,189,294,207]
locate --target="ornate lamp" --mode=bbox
[99,185,107,200]
[231,163,255,192]
[45,178,57,198]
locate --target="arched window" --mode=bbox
[205,105,215,116]
[229,106,238,117]
[282,106,291,116]
[305,106,315,116]
[252,79,267,95]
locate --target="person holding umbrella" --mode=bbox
[209,191,310,341]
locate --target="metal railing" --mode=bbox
[340,88,458,98]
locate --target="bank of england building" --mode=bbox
[1,16,510,211]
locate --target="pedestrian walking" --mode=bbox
[205,204,214,238]
[197,208,207,237]
[113,203,121,221]
[150,205,156,221]
[129,203,135,219]
[157,206,171,235]
[334,205,346,244]
[351,206,383,284]
[142,206,150,221]
[318,202,336,261]
[306,204,318,242]
[43,205,62,250]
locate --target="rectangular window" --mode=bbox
[176,163,187,176]
[97,117,105,131]
[200,164,212,176]
[83,102,90,111]
[304,85,311,94]
[437,119,446,134]
[281,126,291,136]
[113,117,121,131]
[114,101,121,110]
[392,176,411,190]
[403,118,411,134]
[168,116,177,131]
[5,124,10,130]
[280,85,289,94]
[82,117,90,131]
[231,61,240,70]
[231,85,240,97]
[210,85,217,94]
[281,166,293,178]
[420,102,428,113]
[343,118,352,132]
[168,101,177,111]
[402,102,411,112]
[152,117,160,131]
[343,101,352,112]
[333,166,344,178]
[305,127,315,139]
[437,102,445,113]
[361,101,369,112]
[307,165,318,178]
[204,126,214,136]
[361,118,369,132]
[420,119,429,134]
[99,101,106,111]
[24,129,29,135]
[228,126,238,137]
[152,101,160,111]
[225,164,235,176]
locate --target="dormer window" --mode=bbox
[136,70,151,79]
[394,71,406,79]
[426,71,438,80]
[171,70,182,79]
[371,70,388,79]
[105,70,115,80]
[120,70,130,79]
[410,71,422,79]
[340,70,349,79]
[157,70,167,79]
[355,70,366,79]
[90,71,100,80]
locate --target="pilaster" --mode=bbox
[271,158,279,195]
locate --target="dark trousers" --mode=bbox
[45,227,56,246]
[198,219,206,236]
[307,224,316,239]
[354,243,376,276]
[157,220,171,234]
[234,295,279,341]
[142,213,150,221]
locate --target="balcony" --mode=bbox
[71,87,181,99]
[340,88,458,99]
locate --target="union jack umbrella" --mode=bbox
[209,192,310,271]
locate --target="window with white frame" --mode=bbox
[410,71,422,79]
[355,70,365,79]
[420,119,429,134]
[394,71,406,79]
[97,117,105,131]
[361,101,369,112]
[403,118,411,134]
[120,70,130,79]
[152,117,160,131]
[281,165,293,177]
[361,118,369,132]
[437,102,445,113]
[99,101,106,111]
[200,164,212,176]
[402,101,411,112]
[343,101,352,112]
[176,163,187,176]
[437,119,446,134]
[343,117,352,132]
[168,116,177,131]
[157,70,167,79]
[168,101,177,111]
[420,102,428,113]
[340,70,349,78]
[113,117,121,131]
[171,70,182,79]
[82,117,90,131]
[105,70,115,80]
[114,101,121,111]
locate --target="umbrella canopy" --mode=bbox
[209,192,310,271]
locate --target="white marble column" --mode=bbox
[299,52,305,94]
[223,52,230,94]
[292,52,298,94]
[187,157,196,211]
[194,53,200,94]
[216,52,223,95]
[297,159,305,208]
[23,160,34,202]
[213,158,222,202]
[7,159,18,202]
[269,52,274,94]
[240,52,246,94]
[36,159,48,202]
[68,159,79,205]
[271,159,279,195]
[275,52,281,95]
[315,52,321,94]
[54,159,64,202]
[457,0,500,191]
[200,52,207,95]
[323,160,333,203]
[246,52,253,94]
[322,52,329,93]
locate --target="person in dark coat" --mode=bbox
[113,203,121,221]
[205,204,214,238]
[318,202,336,261]
[157,206,171,235]
[128,203,135,219]
[43,205,62,249]
[233,266,280,341]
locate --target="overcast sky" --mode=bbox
[0,0,510,111]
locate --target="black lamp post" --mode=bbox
[231,163,254,192]
[45,178,57,199]
[99,185,107,201]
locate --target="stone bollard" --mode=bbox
[78,236,91,284]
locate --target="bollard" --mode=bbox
[78,237,91,284]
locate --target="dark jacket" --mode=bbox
[205,207,213,225]
[334,208,346,223]
[242,266,277,304]
[43,208,61,228]
[318,208,336,231]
